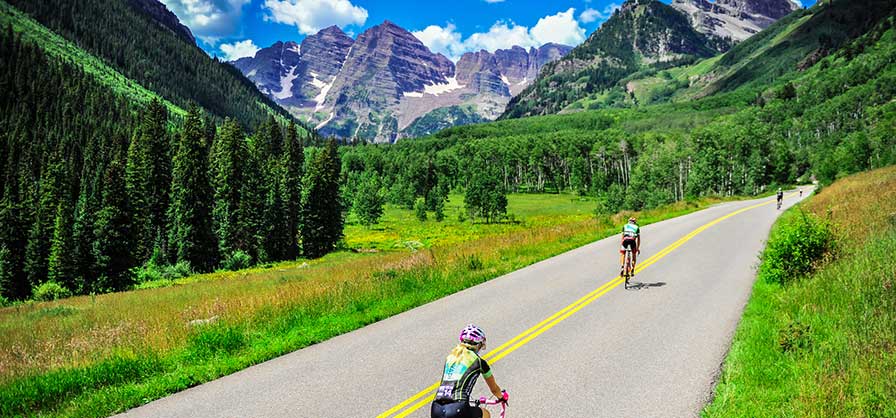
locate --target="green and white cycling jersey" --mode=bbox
[434,344,492,403]
[622,223,640,239]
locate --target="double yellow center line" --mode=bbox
[378,195,785,418]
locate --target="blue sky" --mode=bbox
[160,0,816,62]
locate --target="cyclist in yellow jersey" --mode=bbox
[432,325,508,418]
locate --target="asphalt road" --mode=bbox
[116,190,810,418]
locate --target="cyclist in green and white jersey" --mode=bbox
[620,217,641,275]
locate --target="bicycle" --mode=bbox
[777,198,782,210]
[622,248,634,289]
[474,392,509,418]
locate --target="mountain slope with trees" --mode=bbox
[501,0,722,118]
[4,0,298,130]
[0,2,338,301]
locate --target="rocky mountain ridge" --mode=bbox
[127,0,196,44]
[671,0,802,46]
[232,23,570,142]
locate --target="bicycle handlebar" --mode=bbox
[474,390,509,418]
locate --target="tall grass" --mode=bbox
[0,194,728,417]
[704,165,896,417]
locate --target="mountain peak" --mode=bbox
[319,25,347,36]
[380,20,402,30]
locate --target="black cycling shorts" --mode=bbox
[620,238,637,253]
[431,401,483,418]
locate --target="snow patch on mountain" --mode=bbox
[423,77,464,96]
[314,81,334,111]
[316,112,335,130]
[273,66,299,100]
[308,72,327,89]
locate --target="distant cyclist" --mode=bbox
[777,188,784,208]
[620,217,641,276]
[432,325,508,418]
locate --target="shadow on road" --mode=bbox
[625,281,667,291]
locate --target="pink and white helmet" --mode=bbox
[459,324,486,345]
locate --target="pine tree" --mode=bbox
[264,171,291,261]
[211,118,245,258]
[47,197,75,289]
[24,154,65,288]
[92,136,134,292]
[71,181,97,292]
[126,127,152,263]
[126,99,171,264]
[71,137,102,293]
[263,116,284,159]
[281,122,304,259]
[301,139,344,258]
[240,136,268,262]
[144,99,171,261]
[169,104,218,271]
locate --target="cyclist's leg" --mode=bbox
[479,406,489,418]
[619,247,626,274]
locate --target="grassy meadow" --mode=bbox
[703,166,896,417]
[343,193,599,250]
[0,192,734,417]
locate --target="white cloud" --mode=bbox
[263,0,368,35]
[530,8,586,46]
[220,39,260,60]
[463,21,537,52]
[579,3,620,24]
[413,9,587,61]
[161,0,250,45]
[413,23,464,59]
[483,0,505,3]
[579,8,601,23]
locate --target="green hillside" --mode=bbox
[0,2,184,117]
[570,0,896,111]
[501,0,720,118]
[4,0,298,130]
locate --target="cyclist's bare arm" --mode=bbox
[484,375,503,398]
[636,235,641,253]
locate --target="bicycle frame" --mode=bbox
[623,248,633,288]
[475,395,508,418]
